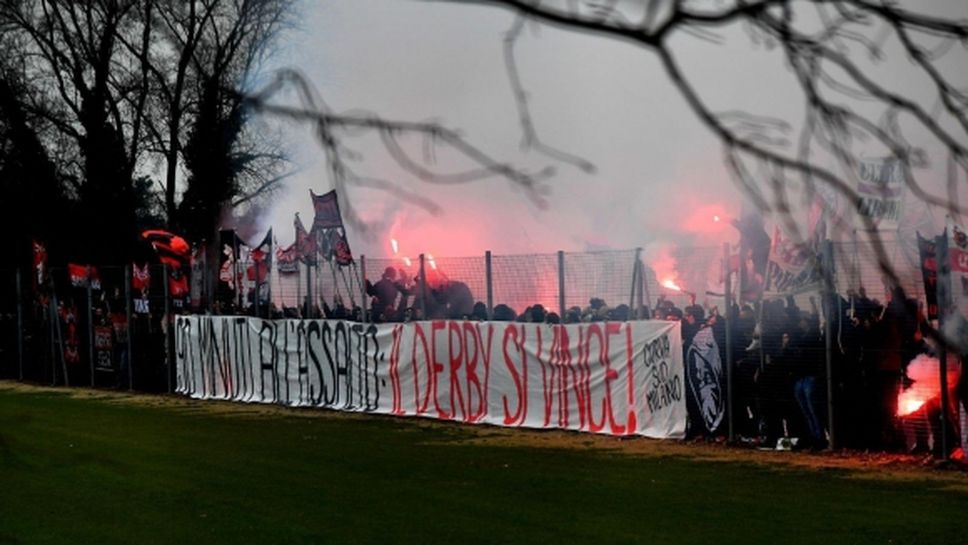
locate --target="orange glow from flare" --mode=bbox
[391,238,399,254]
[713,215,721,222]
[402,256,412,267]
[662,279,683,291]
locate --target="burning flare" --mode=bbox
[662,278,682,292]
[897,391,927,417]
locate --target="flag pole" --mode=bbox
[125,264,134,391]
[86,265,95,387]
[339,265,356,308]
[267,235,274,318]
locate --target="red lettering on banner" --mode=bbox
[502,324,527,425]
[431,321,450,420]
[559,326,584,430]
[389,324,404,415]
[448,321,467,421]
[952,248,968,273]
[603,322,626,434]
[585,324,605,432]
[478,324,495,418]
[573,326,590,430]
[537,325,555,427]
[411,323,432,414]
[624,323,637,434]
[463,322,488,422]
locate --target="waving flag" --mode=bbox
[68,263,101,290]
[276,243,299,273]
[294,213,317,265]
[247,229,272,283]
[142,229,191,268]
[310,189,354,266]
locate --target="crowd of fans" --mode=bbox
[233,266,964,456]
[6,260,964,457]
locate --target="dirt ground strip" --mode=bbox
[3,380,967,491]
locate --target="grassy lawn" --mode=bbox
[1,381,966,545]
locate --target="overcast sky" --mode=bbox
[255,0,966,264]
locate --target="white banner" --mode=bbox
[764,226,821,296]
[855,157,904,230]
[175,317,686,438]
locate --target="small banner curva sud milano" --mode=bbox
[175,316,686,439]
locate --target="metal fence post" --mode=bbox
[629,248,641,319]
[124,264,134,391]
[360,255,368,324]
[642,261,652,319]
[821,240,837,450]
[723,242,735,443]
[306,260,314,318]
[16,268,24,381]
[163,263,172,394]
[485,251,493,321]
[557,251,566,319]
[418,254,427,320]
[254,271,261,319]
[636,259,645,320]
[86,265,95,387]
[935,234,951,460]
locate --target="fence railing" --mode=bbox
[1,240,964,460]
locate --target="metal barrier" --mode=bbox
[2,240,965,460]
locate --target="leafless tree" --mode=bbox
[0,0,293,259]
[421,0,968,294]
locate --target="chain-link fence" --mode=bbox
[3,240,965,459]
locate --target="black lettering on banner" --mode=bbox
[175,317,189,392]
[259,320,279,402]
[321,322,338,406]
[641,334,681,414]
[282,321,291,405]
[352,323,365,410]
[306,321,324,406]
[221,320,234,397]
[243,318,256,402]
[294,321,308,405]
[233,318,249,400]
[207,319,222,397]
[334,321,352,409]
[194,317,207,395]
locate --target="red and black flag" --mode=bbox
[247,229,272,284]
[310,189,354,266]
[218,229,244,306]
[68,263,101,290]
[276,242,299,273]
[294,213,317,265]
[142,229,191,269]
[311,189,345,230]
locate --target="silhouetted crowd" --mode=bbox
[211,267,967,456]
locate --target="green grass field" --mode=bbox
[1,381,966,545]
